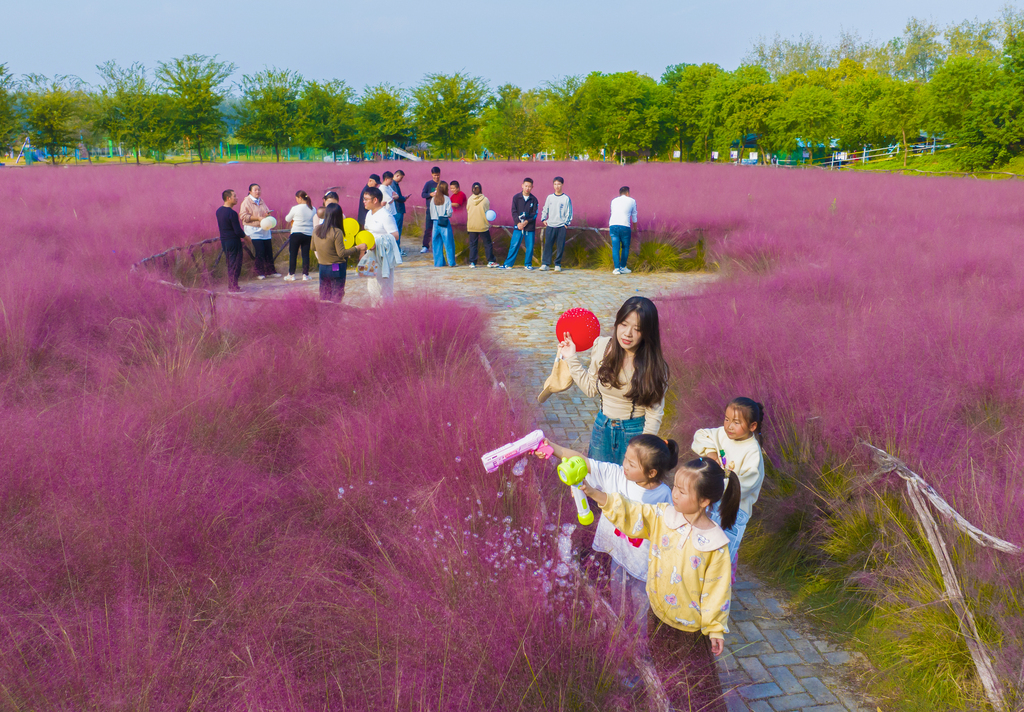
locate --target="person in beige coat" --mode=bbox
[465,182,497,268]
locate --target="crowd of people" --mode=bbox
[545,296,765,709]
[214,166,643,302]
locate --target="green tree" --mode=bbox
[480,84,543,159]
[21,75,88,165]
[579,71,670,162]
[770,83,837,161]
[661,63,722,161]
[0,64,18,154]
[923,55,1001,168]
[718,66,780,163]
[155,54,234,163]
[834,70,886,149]
[93,61,168,164]
[745,32,833,80]
[944,18,999,59]
[297,79,359,160]
[235,68,303,162]
[869,78,923,165]
[411,72,488,158]
[537,75,586,160]
[356,83,411,157]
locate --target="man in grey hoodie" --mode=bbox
[540,176,573,272]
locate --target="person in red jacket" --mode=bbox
[449,180,467,225]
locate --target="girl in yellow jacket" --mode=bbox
[691,397,765,576]
[581,457,740,712]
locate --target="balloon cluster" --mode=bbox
[342,217,376,250]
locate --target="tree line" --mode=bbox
[2,9,1023,169]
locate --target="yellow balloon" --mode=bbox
[355,230,376,250]
[343,217,359,239]
[343,233,355,249]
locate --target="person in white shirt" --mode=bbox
[362,187,403,306]
[609,186,638,275]
[284,190,316,281]
[379,171,397,216]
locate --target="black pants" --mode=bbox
[422,215,434,248]
[220,238,243,290]
[468,230,494,265]
[252,239,276,276]
[288,232,312,275]
[543,226,567,267]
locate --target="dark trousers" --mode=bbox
[395,214,404,248]
[319,263,346,302]
[288,232,312,275]
[422,214,434,248]
[468,230,494,265]
[648,612,726,712]
[220,238,243,290]
[252,239,276,276]
[543,226,567,267]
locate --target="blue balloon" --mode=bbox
[485,209,497,221]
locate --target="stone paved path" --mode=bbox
[228,250,878,712]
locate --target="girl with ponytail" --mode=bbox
[581,457,737,710]
[543,434,676,641]
[691,397,766,576]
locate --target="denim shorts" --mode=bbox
[588,412,645,466]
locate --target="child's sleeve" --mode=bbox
[691,427,720,457]
[565,340,602,397]
[584,458,623,492]
[599,494,657,540]
[731,448,765,499]
[700,547,733,640]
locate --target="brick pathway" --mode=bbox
[230,250,878,712]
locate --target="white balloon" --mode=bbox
[485,210,497,221]
[260,216,277,230]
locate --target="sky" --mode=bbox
[4,0,1013,91]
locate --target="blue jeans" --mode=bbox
[503,229,534,268]
[318,263,346,302]
[610,225,631,270]
[432,222,455,266]
[708,502,750,577]
[587,412,645,465]
[394,214,404,247]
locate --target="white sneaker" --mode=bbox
[270,273,281,278]
[469,263,476,268]
[524,265,534,271]
[554,266,561,272]
[621,267,632,274]
[284,274,296,281]
[257,275,266,280]
[302,275,311,281]
[487,262,498,268]
[419,247,429,253]
[539,265,549,271]
[613,268,621,275]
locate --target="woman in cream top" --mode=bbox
[558,296,669,465]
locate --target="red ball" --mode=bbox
[555,308,601,352]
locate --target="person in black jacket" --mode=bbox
[216,189,247,291]
[357,174,380,228]
[420,166,441,253]
[392,169,408,253]
[501,177,539,270]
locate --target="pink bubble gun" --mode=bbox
[481,429,553,473]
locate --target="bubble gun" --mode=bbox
[557,456,595,526]
[481,429,554,473]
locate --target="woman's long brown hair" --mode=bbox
[433,181,449,205]
[596,296,668,408]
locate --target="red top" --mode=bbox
[450,190,467,210]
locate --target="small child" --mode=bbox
[581,458,739,710]
[691,397,765,575]
[545,435,675,638]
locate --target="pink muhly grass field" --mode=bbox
[0,164,647,709]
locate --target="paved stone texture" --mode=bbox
[222,245,878,712]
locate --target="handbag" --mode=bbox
[436,215,450,228]
[356,253,379,279]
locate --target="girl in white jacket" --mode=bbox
[691,398,765,576]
